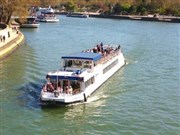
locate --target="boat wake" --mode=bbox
[67,92,108,107]
[0,89,5,92]
[86,94,108,103]
[134,60,138,63]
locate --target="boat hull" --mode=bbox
[20,23,40,28]
[83,53,125,98]
[40,18,59,22]
[67,14,89,18]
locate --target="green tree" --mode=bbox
[0,0,40,24]
[0,0,63,24]
[113,3,122,14]
[65,1,76,12]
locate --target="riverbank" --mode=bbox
[56,11,180,23]
[0,23,25,60]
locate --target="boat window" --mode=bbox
[67,60,72,67]
[64,60,72,67]
[72,60,82,68]
[83,61,92,69]
[71,81,81,94]
[85,76,94,88]
[64,60,73,67]
[103,59,118,74]
[48,78,58,89]
[62,80,81,94]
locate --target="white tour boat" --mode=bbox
[66,12,89,18]
[37,13,59,22]
[36,7,59,23]
[16,17,40,28]
[20,23,40,28]
[40,44,126,104]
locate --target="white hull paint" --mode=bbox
[67,14,89,18]
[84,53,125,98]
[20,23,40,28]
[40,18,59,23]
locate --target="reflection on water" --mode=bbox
[0,45,27,91]
[0,42,42,109]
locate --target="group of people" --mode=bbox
[42,76,80,96]
[83,42,121,56]
[0,35,6,42]
[0,26,19,44]
[0,31,10,43]
[83,43,121,64]
[83,42,104,53]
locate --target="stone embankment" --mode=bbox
[56,11,180,23]
[0,23,25,60]
[90,14,180,23]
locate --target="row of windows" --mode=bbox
[103,59,118,74]
[85,77,95,88]
[64,59,92,69]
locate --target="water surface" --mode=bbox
[0,15,180,135]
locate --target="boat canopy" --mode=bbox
[61,52,102,62]
[48,75,84,81]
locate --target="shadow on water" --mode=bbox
[16,81,44,109]
[16,81,73,110]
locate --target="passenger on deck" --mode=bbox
[96,44,101,52]
[100,42,104,53]
[47,83,54,92]
[68,86,73,94]
[46,76,54,92]
[64,86,68,94]
[100,42,103,47]
[57,84,63,93]
[42,85,47,92]
[72,81,80,94]
[93,47,97,53]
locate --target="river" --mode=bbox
[0,15,179,135]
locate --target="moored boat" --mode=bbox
[36,7,59,23]
[66,13,89,18]
[19,17,40,28]
[37,13,59,22]
[40,44,126,104]
[20,23,40,28]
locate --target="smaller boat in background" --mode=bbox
[36,7,59,23]
[66,12,89,18]
[20,17,40,28]
[37,7,55,14]
[38,13,59,22]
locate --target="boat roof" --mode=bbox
[61,52,102,62]
[47,71,84,81]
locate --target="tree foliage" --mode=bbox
[0,0,180,25]
[58,0,180,16]
[0,0,61,24]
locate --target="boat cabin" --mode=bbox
[61,52,102,70]
[43,52,102,95]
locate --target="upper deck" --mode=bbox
[61,44,121,70]
[62,52,102,62]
